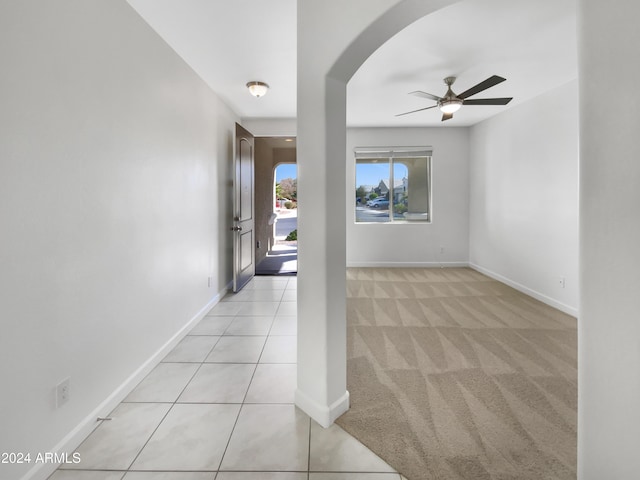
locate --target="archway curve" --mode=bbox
[295,0,459,427]
[328,0,460,83]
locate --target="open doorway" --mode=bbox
[254,137,297,275]
[265,163,297,273]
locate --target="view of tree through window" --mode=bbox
[354,148,432,223]
[275,164,297,209]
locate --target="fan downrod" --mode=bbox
[441,77,459,103]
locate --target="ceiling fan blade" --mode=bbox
[463,97,513,105]
[409,90,441,102]
[458,75,506,99]
[395,105,438,117]
[441,112,453,121]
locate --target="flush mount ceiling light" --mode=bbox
[246,81,269,98]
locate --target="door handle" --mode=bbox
[230,226,243,231]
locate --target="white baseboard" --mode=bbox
[347,261,468,268]
[469,263,578,317]
[22,285,230,480]
[294,388,350,428]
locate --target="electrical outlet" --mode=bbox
[56,378,70,408]
[207,276,212,288]
[257,240,261,249]
[440,246,445,254]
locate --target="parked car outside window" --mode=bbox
[368,198,390,209]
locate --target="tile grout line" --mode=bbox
[214,398,246,477]
[122,325,223,473]
[123,402,175,473]
[216,284,281,473]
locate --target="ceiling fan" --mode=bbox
[396,75,513,121]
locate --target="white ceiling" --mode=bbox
[127,0,297,119]
[127,0,577,128]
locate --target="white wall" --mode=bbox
[0,2,237,479]
[578,1,640,477]
[347,127,470,267]
[241,118,297,137]
[468,80,579,315]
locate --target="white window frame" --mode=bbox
[354,147,432,224]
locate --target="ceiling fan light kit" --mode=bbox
[397,75,513,121]
[439,98,463,114]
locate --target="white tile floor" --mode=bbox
[50,276,404,480]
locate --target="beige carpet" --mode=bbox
[336,267,577,480]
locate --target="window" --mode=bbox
[355,148,432,223]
